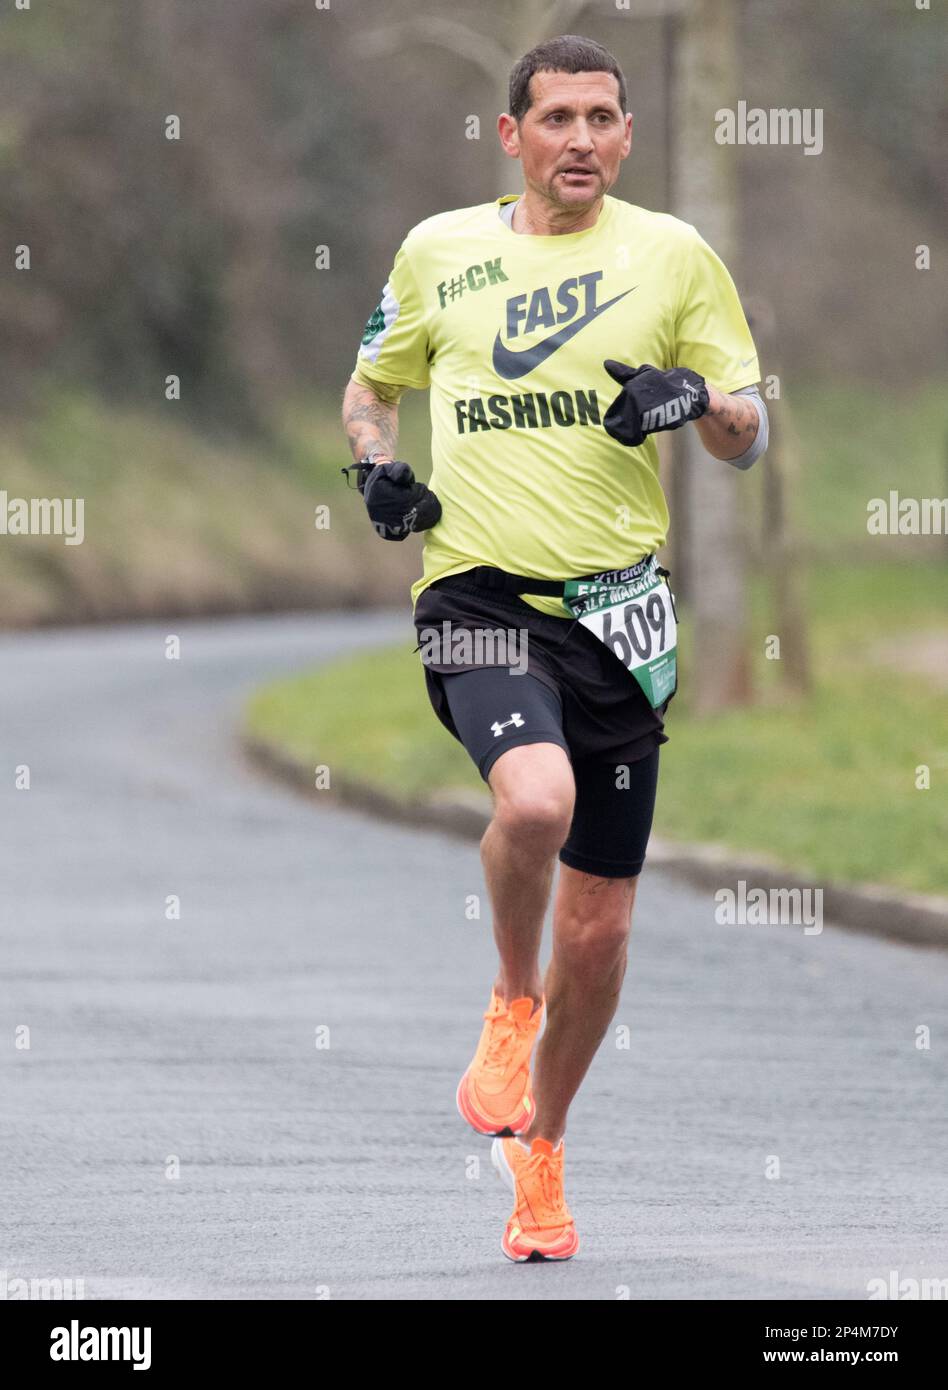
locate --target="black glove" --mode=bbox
[602,360,709,447]
[361,460,442,542]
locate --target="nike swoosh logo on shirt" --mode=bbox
[491,286,636,380]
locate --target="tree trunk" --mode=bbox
[494,0,593,195]
[762,393,812,693]
[672,0,752,711]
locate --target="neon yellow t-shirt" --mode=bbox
[352,195,759,619]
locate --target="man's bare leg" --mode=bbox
[481,742,575,1009]
[524,866,639,1144]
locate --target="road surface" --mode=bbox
[1,615,946,1300]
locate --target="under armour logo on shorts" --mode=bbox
[490,713,525,737]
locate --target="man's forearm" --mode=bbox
[694,386,760,461]
[342,376,401,464]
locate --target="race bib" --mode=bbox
[563,559,678,708]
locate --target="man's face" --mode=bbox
[499,70,632,209]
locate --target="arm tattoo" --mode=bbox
[342,381,400,462]
[705,391,759,440]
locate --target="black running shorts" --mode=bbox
[412,571,671,877]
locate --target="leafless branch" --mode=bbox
[359,17,511,86]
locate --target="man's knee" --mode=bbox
[489,743,575,853]
[494,790,574,851]
[557,918,631,976]
[555,874,638,974]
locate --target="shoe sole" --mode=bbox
[456,1072,531,1138]
[500,1234,579,1263]
[491,1139,578,1262]
[491,1135,518,1191]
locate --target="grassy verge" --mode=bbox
[0,388,433,626]
[791,379,946,546]
[246,559,948,897]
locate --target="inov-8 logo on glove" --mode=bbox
[641,382,703,432]
[602,359,709,449]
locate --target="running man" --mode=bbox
[342,34,767,1262]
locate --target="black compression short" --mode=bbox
[413,570,672,762]
[412,570,671,877]
[437,665,661,877]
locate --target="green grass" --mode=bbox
[246,559,948,896]
[659,673,948,894]
[247,640,479,803]
[0,388,430,625]
[791,378,947,546]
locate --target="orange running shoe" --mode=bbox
[491,1135,579,1262]
[455,990,543,1137]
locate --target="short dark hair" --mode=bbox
[508,34,628,122]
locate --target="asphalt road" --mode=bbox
[1,614,946,1301]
